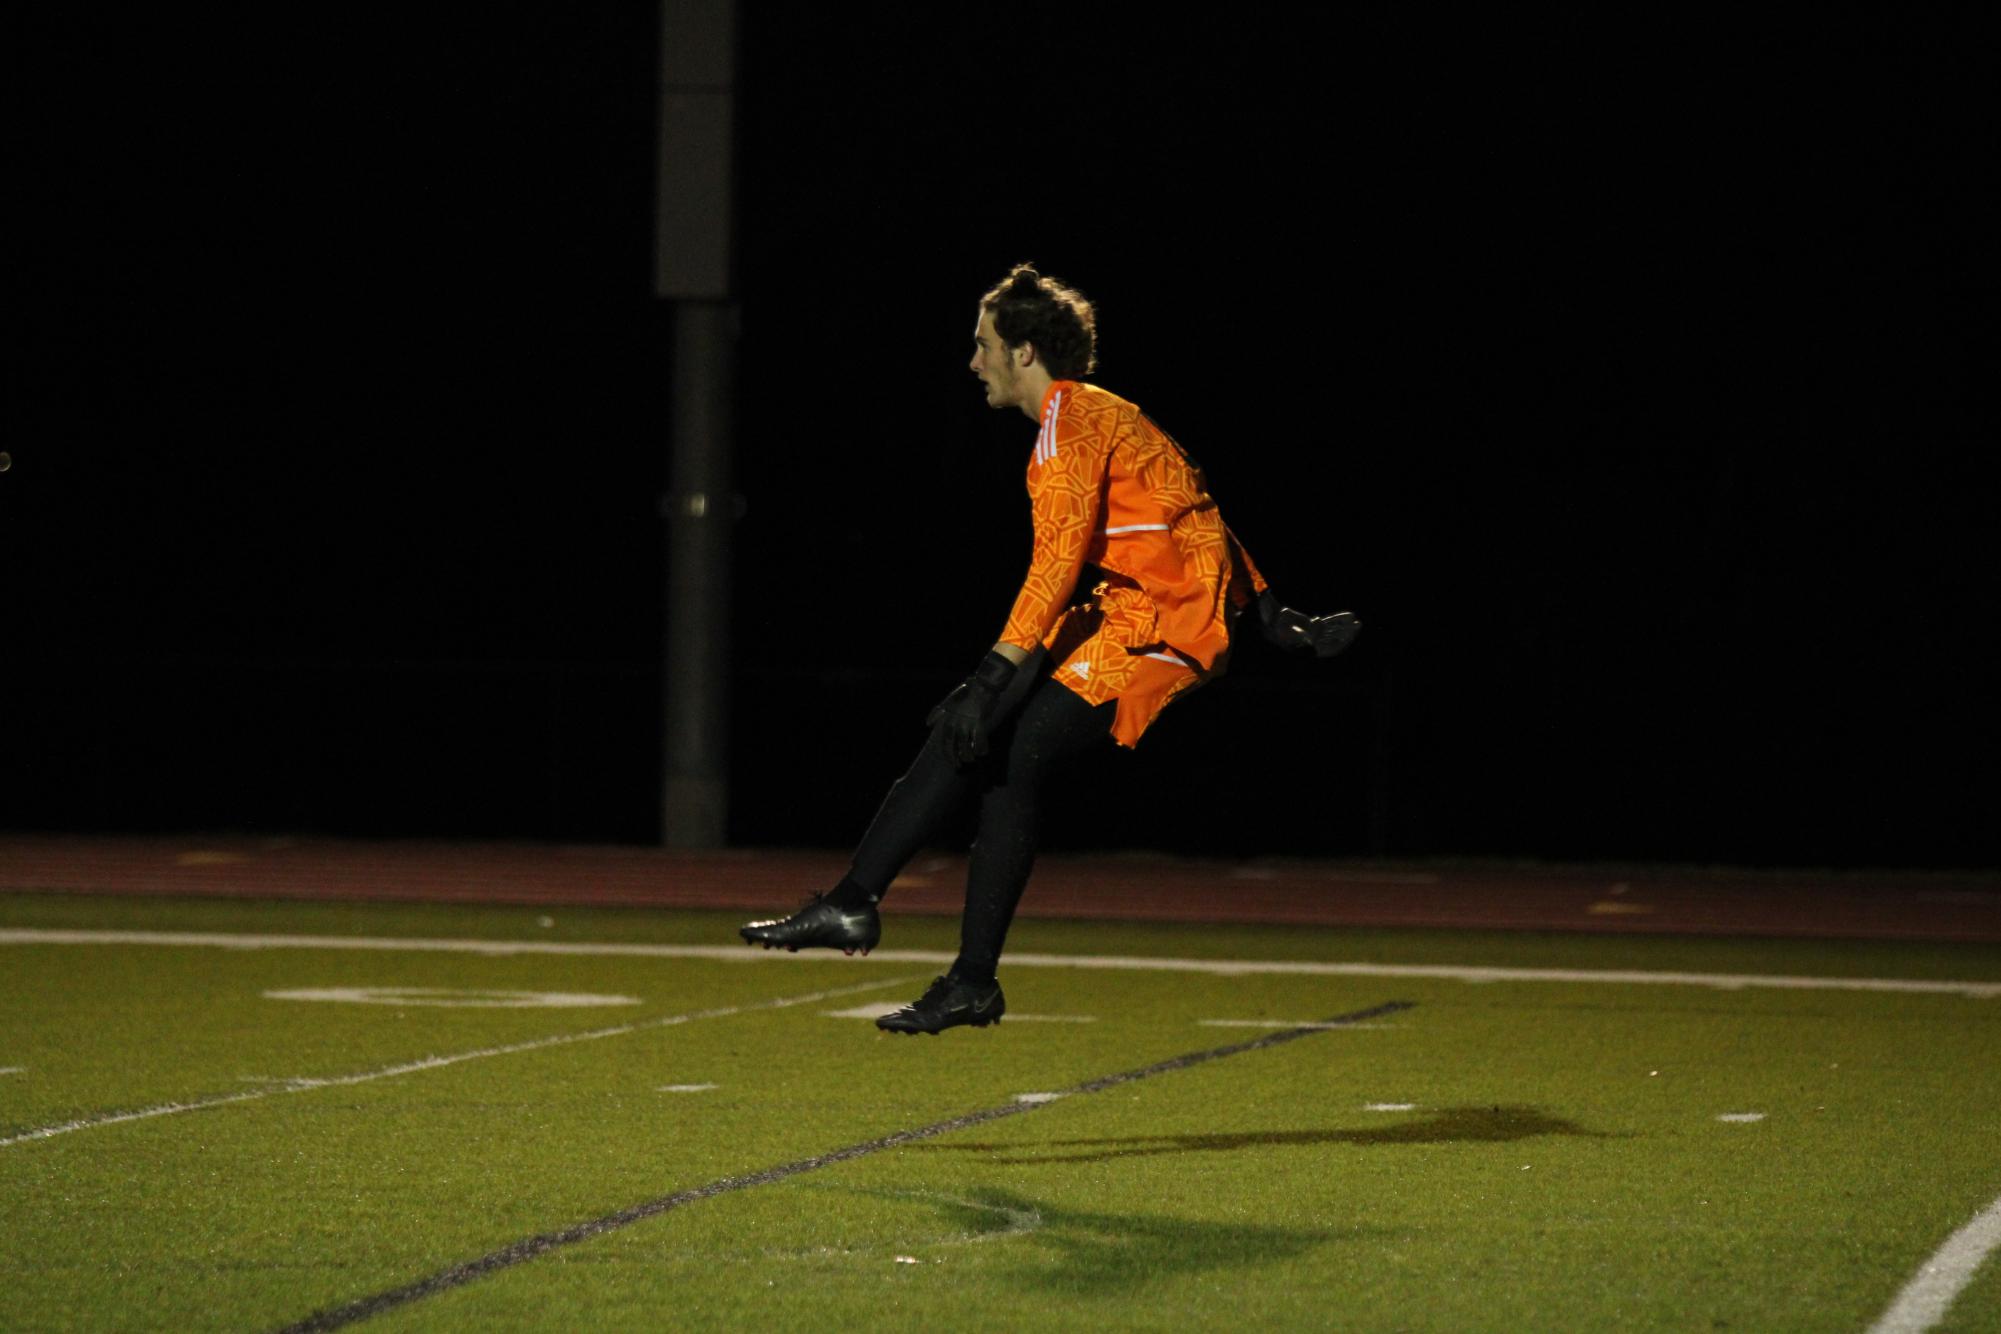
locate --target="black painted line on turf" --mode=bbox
[275,998,1415,1333]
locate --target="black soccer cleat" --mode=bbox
[739,894,881,956]
[875,973,1005,1035]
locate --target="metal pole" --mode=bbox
[655,0,736,847]
[661,303,735,845]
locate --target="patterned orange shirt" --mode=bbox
[998,380,1269,747]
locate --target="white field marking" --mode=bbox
[1,1089,280,1148]
[1364,1102,1417,1112]
[237,1076,323,1088]
[870,1187,1045,1246]
[1716,1112,1767,1123]
[822,1002,1095,1023]
[263,986,639,1008]
[657,1084,717,1094]
[1013,1092,1064,1104]
[4,928,1999,998]
[0,973,917,1150]
[0,1067,24,1075]
[1199,1019,1397,1030]
[1867,1189,2001,1334]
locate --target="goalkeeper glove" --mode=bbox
[926,650,1019,765]
[1257,590,1361,658]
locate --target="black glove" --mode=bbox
[1257,590,1361,658]
[926,651,1019,765]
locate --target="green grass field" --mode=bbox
[4,891,1999,1332]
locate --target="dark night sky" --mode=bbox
[7,8,1996,867]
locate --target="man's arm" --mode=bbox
[996,413,1103,652]
[1224,524,1271,604]
[924,566,1073,766]
[926,408,1100,764]
[1226,524,1359,658]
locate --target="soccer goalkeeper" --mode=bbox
[741,264,1359,1034]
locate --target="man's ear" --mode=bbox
[1014,341,1038,368]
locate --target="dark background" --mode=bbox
[7,8,1995,868]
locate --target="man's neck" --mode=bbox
[1017,371,1058,421]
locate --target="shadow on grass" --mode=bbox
[911,1186,1363,1294]
[915,1104,1612,1165]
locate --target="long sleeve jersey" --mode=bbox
[999,380,1268,672]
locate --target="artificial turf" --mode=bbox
[3,891,1998,1331]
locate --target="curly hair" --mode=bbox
[979,263,1097,380]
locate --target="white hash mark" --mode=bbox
[264,986,639,1008]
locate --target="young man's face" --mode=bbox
[969,309,1022,412]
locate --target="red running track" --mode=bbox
[2,834,1997,942]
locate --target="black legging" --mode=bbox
[848,658,1114,983]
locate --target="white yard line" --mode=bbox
[0,973,913,1149]
[1867,1191,2001,1334]
[3,928,1997,997]
[1001,952,2001,998]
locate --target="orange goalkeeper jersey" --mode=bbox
[998,380,1269,747]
